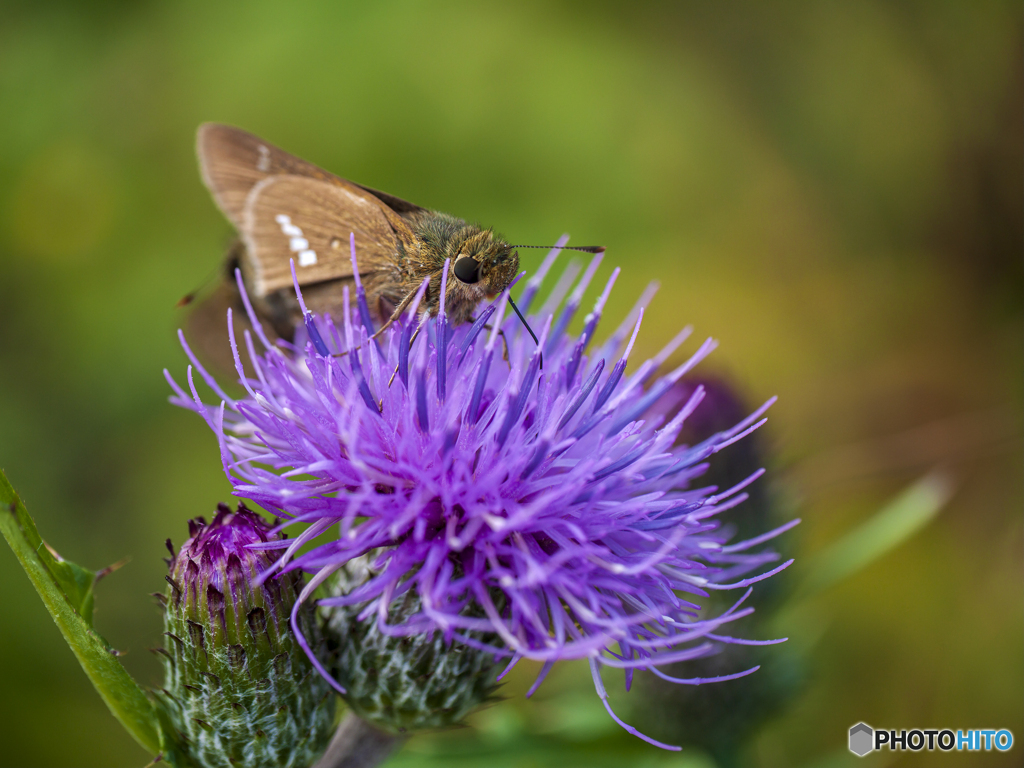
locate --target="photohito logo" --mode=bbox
[848,723,1014,756]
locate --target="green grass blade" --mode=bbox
[799,469,953,598]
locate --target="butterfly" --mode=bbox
[191,123,601,357]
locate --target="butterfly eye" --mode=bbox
[453,256,481,284]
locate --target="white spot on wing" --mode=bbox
[275,214,303,236]
[257,145,271,172]
[276,214,317,267]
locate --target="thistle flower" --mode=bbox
[155,503,335,767]
[167,242,795,749]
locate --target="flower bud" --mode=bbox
[155,503,335,768]
[323,555,501,733]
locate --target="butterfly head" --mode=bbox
[451,233,519,300]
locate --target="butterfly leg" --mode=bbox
[387,323,425,389]
[333,290,418,359]
[484,323,511,367]
[460,311,511,367]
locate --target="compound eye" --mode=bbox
[453,255,482,284]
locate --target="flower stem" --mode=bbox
[313,712,405,768]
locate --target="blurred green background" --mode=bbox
[1,1,1021,766]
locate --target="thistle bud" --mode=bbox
[155,503,335,768]
[322,555,501,734]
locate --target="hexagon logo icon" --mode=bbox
[849,722,874,757]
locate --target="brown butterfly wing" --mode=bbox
[241,174,406,296]
[185,278,258,378]
[197,123,339,229]
[348,182,425,215]
[197,122,425,229]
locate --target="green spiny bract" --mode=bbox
[154,503,335,768]
[323,554,502,734]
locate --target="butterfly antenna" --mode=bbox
[511,245,605,254]
[507,296,543,369]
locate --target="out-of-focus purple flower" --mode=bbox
[167,242,795,749]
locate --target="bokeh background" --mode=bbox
[1,2,1021,766]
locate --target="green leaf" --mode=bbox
[798,469,953,598]
[771,470,953,647]
[39,538,100,625]
[0,468,162,755]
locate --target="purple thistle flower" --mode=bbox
[167,242,795,749]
